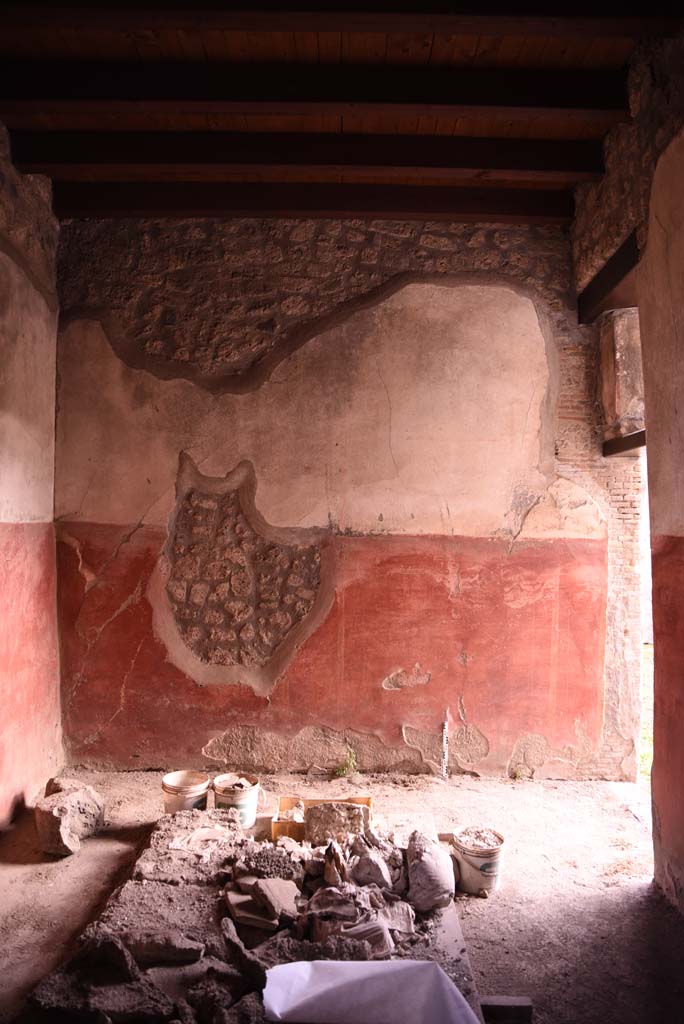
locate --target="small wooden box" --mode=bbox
[271,794,373,841]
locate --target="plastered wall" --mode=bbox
[0,127,62,823]
[638,131,684,912]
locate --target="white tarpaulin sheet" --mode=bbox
[263,959,480,1024]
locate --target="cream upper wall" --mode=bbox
[56,280,577,537]
[0,251,56,523]
[639,132,684,539]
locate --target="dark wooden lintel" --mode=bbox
[602,430,646,457]
[577,231,640,324]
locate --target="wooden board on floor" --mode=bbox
[431,902,485,1022]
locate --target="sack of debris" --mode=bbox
[406,831,455,912]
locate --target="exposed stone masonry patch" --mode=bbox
[58,219,580,387]
[573,35,684,291]
[167,486,321,669]
[0,123,58,303]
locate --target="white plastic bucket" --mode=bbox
[452,827,505,895]
[213,773,260,827]
[161,770,210,813]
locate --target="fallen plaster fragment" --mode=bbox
[34,778,105,856]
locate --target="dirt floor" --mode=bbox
[1,769,683,1024]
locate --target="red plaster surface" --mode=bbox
[651,535,684,902]
[0,523,61,825]
[57,523,607,773]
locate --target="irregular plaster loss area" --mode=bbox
[0,772,680,1024]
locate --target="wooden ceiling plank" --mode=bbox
[429,34,479,67]
[0,60,628,113]
[385,33,434,65]
[11,130,603,177]
[2,9,679,39]
[293,31,320,62]
[317,31,342,63]
[52,179,574,222]
[492,35,527,69]
[15,162,588,187]
[341,32,389,63]
[0,105,616,139]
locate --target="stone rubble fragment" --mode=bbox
[220,916,268,992]
[75,925,140,982]
[276,799,305,823]
[87,976,176,1022]
[235,843,303,883]
[34,779,105,856]
[134,808,244,886]
[251,878,299,922]
[268,934,374,973]
[122,930,206,966]
[100,879,227,961]
[314,915,395,958]
[304,801,367,845]
[29,969,91,1019]
[323,839,348,886]
[350,845,393,889]
[215,991,266,1024]
[225,890,280,932]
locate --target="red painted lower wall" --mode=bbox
[0,523,62,825]
[57,522,607,775]
[651,535,684,906]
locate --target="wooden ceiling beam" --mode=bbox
[52,180,573,222]
[2,7,680,39]
[11,131,603,185]
[0,61,627,121]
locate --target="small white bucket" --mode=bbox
[213,773,260,827]
[452,827,505,895]
[162,770,210,813]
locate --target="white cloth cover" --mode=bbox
[263,959,480,1024]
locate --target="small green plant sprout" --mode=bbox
[334,745,358,778]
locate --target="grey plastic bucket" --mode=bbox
[452,828,505,894]
[213,773,260,827]
[162,770,210,813]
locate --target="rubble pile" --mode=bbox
[24,803,462,1024]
